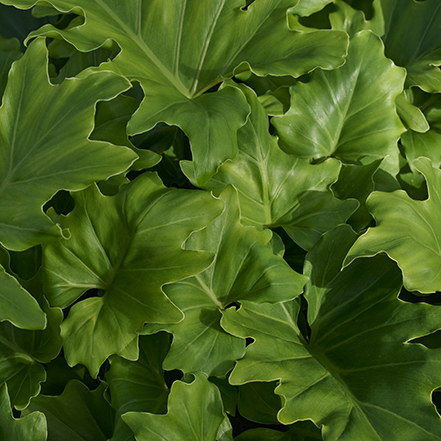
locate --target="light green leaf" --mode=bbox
[123,373,225,441]
[272,30,405,174]
[380,0,441,92]
[106,333,170,441]
[400,98,441,170]
[0,263,46,329]
[24,380,113,441]
[186,84,357,250]
[222,254,441,440]
[0,293,62,409]
[0,36,21,97]
[345,157,441,293]
[6,0,348,184]
[0,37,137,251]
[289,0,334,17]
[0,383,47,441]
[395,91,429,133]
[43,173,222,377]
[140,186,306,376]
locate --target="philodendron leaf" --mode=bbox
[272,30,405,175]
[0,383,47,441]
[379,0,441,93]
[0,36,21,97]
[5,0,348,184]
[236,421,322,441]
[401,97,441,170]
[0,37,137,251]
[0,263,46,329]
[0,294,62,409]
[289,0,333,17]
[24,381,113,441]
[43,172,222,377]
[329,0,384,38]
[106,333,170,441]
[123,373,226,441]
[222,254,441,440]
[90,94,161,173]
[141,186,306,376]
[187,84,357,250]
[345,157,441,294]
[395,91,429,133]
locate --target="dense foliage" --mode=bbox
[1,1,441,440]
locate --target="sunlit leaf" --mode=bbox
[43,173,222,377]
[123,373,225,441]
[0,37,137,250]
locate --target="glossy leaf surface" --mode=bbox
[380,0,441,92]
[4,0,349,184]
[141,186,306,376]
[191,84,357,250]
[123,373,225,441]
[273,31,405,173]
[0,38,137,250]
[43,173,222,376]
[346,157,441,293]
[223,253,441,440]
[0,384,47,441]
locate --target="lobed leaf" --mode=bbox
[3,0,349,184]
[223,251,441,440]
[0,37,137,250]
[43,172,222,377]
[0,383,47,441]
[272,30,405,175]
[123,373,226,441]
[141,185,306,376]
[345,157,441,293]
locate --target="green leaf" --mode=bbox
[90,94,161,172]
[0,3,51,43]
[122,373,226,441]
[345,157,441,293]
[24,380,113,441]
[43,173,222,377]
[380,0,441,92]
[331,160,381,231]
[290,0,334,17]
[222,254,441,440]
[237,381,281,424]
[0,36,21,98]
[400,97,441,170]
[235,421,322,440]
[0,383,47,441]
[395,91,429,133]
[303,225,358,325]
[329,0,384,38]
[106,333,170,441]
[0,263,46,329]
[0,293,62,409]
[0,37,137,251]
[7,0,348,184]
[140,185,306,376]
[187,84,357,250]
[272,30,405,174]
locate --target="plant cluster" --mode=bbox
[1,1,441,440]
